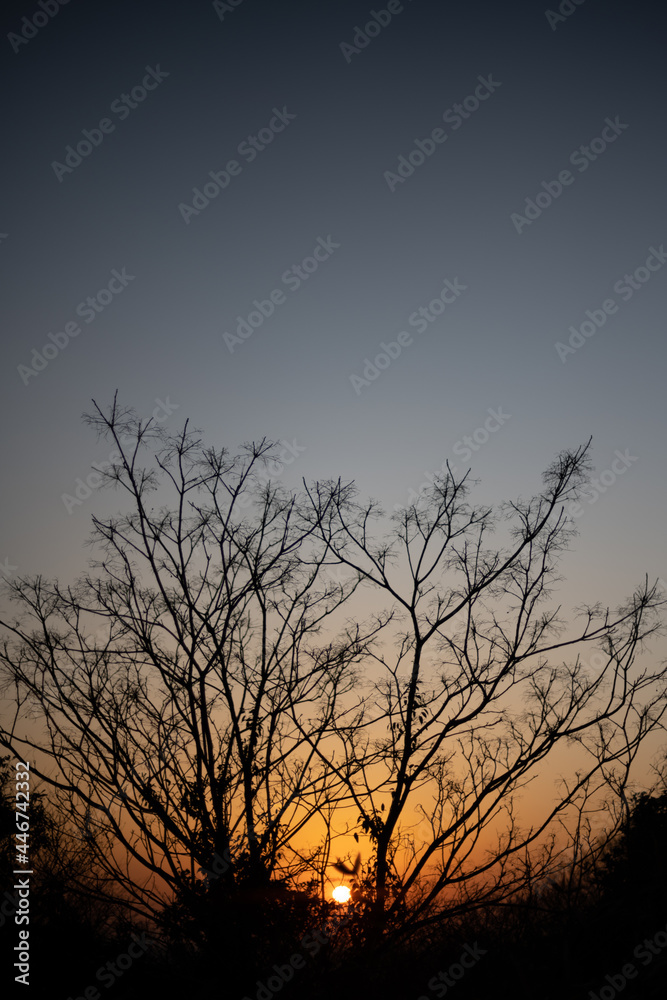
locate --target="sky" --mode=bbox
[1,0,666,696]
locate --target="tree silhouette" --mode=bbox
[1,402,666,973]
[0,755,126,994]
[0,398,375,951]
[299,440,667,941]
[595,786,667,925]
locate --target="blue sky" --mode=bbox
[1,0,666,659]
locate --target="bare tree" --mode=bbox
[299,440,667,941]
[0,398,377,930]
[1,411,664,957]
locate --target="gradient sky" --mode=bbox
[2,0,666,702]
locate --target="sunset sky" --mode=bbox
[2,0,666,733]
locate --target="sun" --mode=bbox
[332,885,351,904]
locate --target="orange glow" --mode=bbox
[332,885,351,904]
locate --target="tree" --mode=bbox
[1,405,665,964]
[595,787,667,920]
[0,397,376,951]
[299,440,667,942]
[0,754,127,994]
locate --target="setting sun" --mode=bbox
[332,885,351,904]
